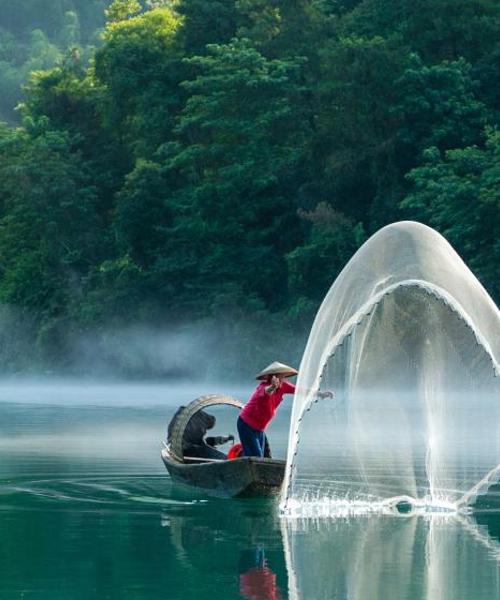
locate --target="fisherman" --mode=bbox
[168,407,234,460]
[237,361,334,457]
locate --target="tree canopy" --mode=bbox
[0,0,498,375]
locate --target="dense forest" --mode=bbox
[0,1,110,123]
[0,0,498,377]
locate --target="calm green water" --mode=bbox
[0,382,498,600]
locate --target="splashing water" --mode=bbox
[281,222,500,517]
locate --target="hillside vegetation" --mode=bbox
[0,0,498,375]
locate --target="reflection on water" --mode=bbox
[239,547,283,600]
[0,385,498,599]
[282,513,500,600]
[164,499,288,599]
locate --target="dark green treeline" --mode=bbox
[0,0,498,376]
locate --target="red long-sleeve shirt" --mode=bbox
[239,381,295,431]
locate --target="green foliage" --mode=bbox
[95,7,183,157]
[177,0,242,52]
[394,55,488,154]
[472,44,500,126]
[343,0,500,63]
[0,123,105,362]
[0,28,62,122]
[0,1,108,39]
[105,0,141,23]
[0,0,498,373]
[58,10,81,47]
[76,255,153,326]
[113,160,172,266]
[309,35,408,224]
[152,39,310,313]
[0,0,108,123]
[402,129,500,299]
[20,64,130,224]
[287,204,366,318]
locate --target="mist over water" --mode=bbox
[0,376,498,598]
[0,381,291,599]
[0,378,252,406]
[0,311,308,381]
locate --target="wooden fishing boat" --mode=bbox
[161,445,285,497]
[161,394,285,498]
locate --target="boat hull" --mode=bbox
[161,448,285,498]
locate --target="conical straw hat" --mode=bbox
[256,361,298,380]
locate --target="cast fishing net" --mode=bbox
[281,222,500,515]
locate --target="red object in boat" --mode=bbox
[228,443,243,459]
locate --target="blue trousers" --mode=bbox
[237,416,265,457]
